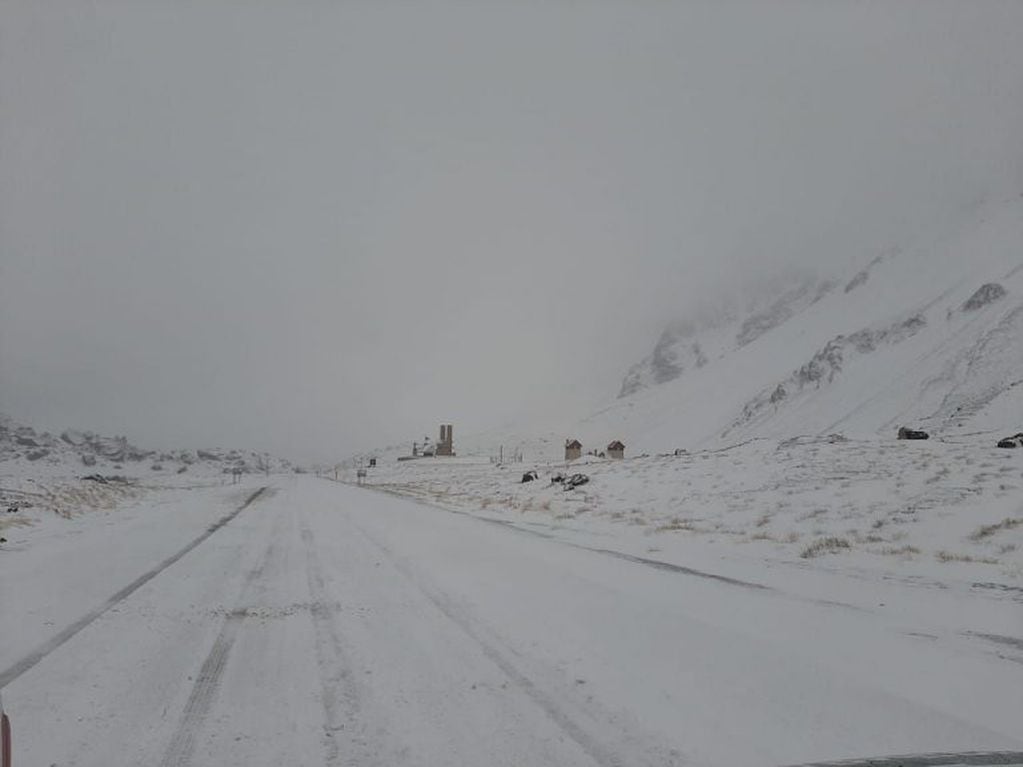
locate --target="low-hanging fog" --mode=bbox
[2,1,1022,462]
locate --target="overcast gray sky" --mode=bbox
[2,1,1022,461]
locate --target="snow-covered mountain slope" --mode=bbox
[583,191,1023,454]
[618,274,835,399]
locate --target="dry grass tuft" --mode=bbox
[657,516,695,533]
[800,536,851,559]
[936,550,998,564]
[969,518,1022,541]
[880,545,920,557]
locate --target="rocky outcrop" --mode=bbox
[2,414,297,474]
[737,279,831,347]
[963,283,1007,312]
[734,314,927,430]
[619,323,705,397]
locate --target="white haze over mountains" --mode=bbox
[601,190,1023,453]
[2,1,1023,461]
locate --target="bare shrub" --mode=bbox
[936,550,997,564]
[880,545,920,557]
[800,537,851,558]
[657,516,694,532]
[969,517,1022,541]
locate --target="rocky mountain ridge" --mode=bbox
[0,413,296,475]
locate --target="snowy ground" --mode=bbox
[357,437,1023,586]
[3,471,1021,766]
[0,455,257,547]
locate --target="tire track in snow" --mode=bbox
[350,520,681,767]
[299,517,370,766]
[368,484,768,591]
[158,515,283,767]
[0,486,269,689]
[157,614,245,767]
[784,751,1023,767]
[566,544,768,590]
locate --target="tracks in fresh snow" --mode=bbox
[159,533,280,767]
[0,486,268,689]
[349,519,682,767]
[785,751,1023,767]
[5,478,1023,766]
[298,511,668,766]
[372,484,769,592]
[299,517,369,766]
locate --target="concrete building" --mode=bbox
[436,424,455,457]
[607,440,625,459]
[565,439,582,461]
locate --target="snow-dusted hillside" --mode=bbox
[0,413,299,525]
[618,274,836,399]
[586,191,1023,454]
[355,434,1023,583]
[0,413,295,476]
[347,192,1023,588]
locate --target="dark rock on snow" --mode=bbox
[563,473,590,489]
[897,427,930,440]
[997,433,1023,448]
[962,283,1007,312]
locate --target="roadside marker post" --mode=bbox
[1,691,11,767]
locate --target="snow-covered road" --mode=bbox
[2,477,1021,766]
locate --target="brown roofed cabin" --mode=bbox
[565,439,582,461]
[607,440,625,459]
